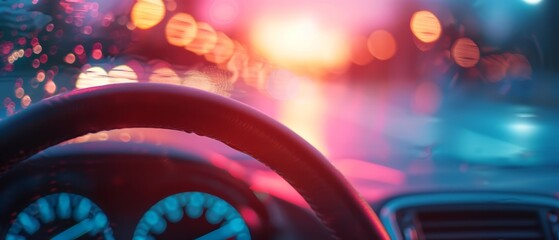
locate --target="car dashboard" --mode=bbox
[3,138,559,240]
[0,141,332,240]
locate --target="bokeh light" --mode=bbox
[508,54,532,80]
[76,66,110,89]
[21,95,31,109]
[410,11,442,43]
[92,49,103,60]
[15,87,24,99]
[185,22,218,55]
[452,38,480,68]
[131,0,166,30]
[64,53,76,64]
[149,67,181,85]
[250,16,349,71]
[367,30,397,61]
[479,54,508,82]
[44,81,57,95]
[36,71,46,82]
[165,13,198,47]
[523,0,542,5]
[108,65,139,83]
[204,32,235,64]
[349,35,374,66]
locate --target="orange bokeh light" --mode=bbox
[410,10,442,43]
[44,80,57,94]
[250,16,349,71]
[185,22,218,55]
[367,30,397,61]
[165,13,198,47]
[350,35,374,66]
[21,95,31,108]
[131,0,166,30]
[452,38,480,68]
[205,32,235,64]
[64,53,76,64]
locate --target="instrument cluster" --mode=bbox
[0,142,271,239]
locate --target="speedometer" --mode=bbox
[134,191,251,240]
[6,192,114,240]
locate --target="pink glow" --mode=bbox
[333,158,406,185]
[249,170,310,209]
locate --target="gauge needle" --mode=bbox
[195,222,240,240]
[51,219,93,240]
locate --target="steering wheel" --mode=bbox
[0,83,389,240]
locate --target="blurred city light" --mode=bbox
[349,35,374,66]
[367,30,397,61]
[452,38,480,68]
[204,32,235,64]
[149,67,181,85]
[76,67,110,89]
[523,0,542,5]
[510,122,536,135]
[185,22,218,55]
[250,16,349,71]
[410,11,442,43]
[131,0,166,30]
[108,65,139,83]
[165,13,198,47]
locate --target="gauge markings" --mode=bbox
[6,193,114,240]
[134,191,251,240]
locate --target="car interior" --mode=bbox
[1,0,559,239]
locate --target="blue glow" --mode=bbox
[6,234,24,240]
[145,211,160,226]
[94,213,108,229]
[163,196,183,223]
[229,218,245,232]
[74,198,92,221]
[134,192,251,240]
[51,219,93,240]
[37,198,54,223]
[7,193,114,240]
[523,0,542,4]
[57,193,71,219]
[510,122,536,135]
[18,212,39,235]
[238,232,251,240]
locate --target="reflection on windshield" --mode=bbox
[1,0,558,171]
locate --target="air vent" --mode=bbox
[409,207,547,240]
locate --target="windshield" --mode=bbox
[1,0,558,172]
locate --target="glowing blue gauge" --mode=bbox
[6,193,114,240]
[134,192,251,240]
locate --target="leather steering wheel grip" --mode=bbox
[0,83,389,240]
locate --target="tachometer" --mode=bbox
[6,193,114,240]
[133,192,251,240]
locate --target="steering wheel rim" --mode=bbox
[0,83,389,240]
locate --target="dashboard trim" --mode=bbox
[379,192,559,240]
